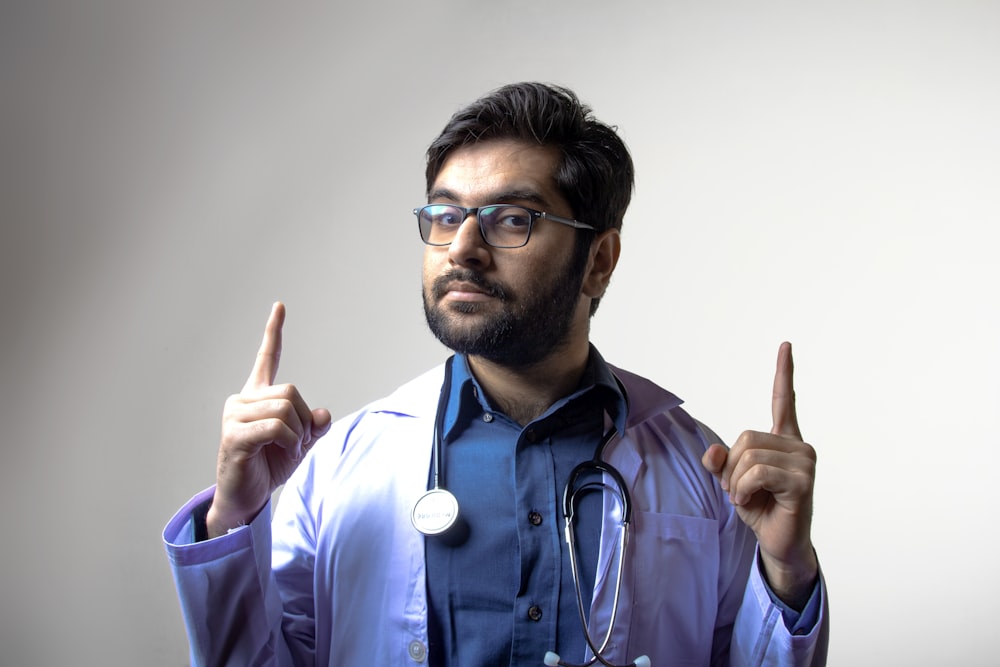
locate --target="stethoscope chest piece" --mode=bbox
[411,487,460,536]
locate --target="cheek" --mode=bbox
[422,249,435,276]
[421,267,432,296]
[422,253,441,293]
[523,252,563,285]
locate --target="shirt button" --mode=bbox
[483,413,494,423]
[528,605,543,622]
[408,639,427,662]
[525,428,537,443]
[528,511,543,526]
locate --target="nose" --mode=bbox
[447,210,491,268]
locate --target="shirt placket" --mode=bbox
[509,423,561,664]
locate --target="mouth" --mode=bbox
[432,272,507,304]
[443,281,493,302]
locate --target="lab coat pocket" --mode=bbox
[624,511,720,666]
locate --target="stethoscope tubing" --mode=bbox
[562,431,635,667]
[414,356,648,667]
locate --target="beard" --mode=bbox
[423,250,588,368]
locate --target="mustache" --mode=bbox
[431,269,509,301]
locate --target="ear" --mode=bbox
[582,229,621,300]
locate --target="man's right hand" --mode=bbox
[206,302,332,538]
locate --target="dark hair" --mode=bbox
[425,82,634,314]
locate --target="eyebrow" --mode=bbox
[427,188,550,207]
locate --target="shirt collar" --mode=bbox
[443,347,629,442]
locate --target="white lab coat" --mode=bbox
[164,363,828,666]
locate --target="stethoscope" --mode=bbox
[410,357,651,667]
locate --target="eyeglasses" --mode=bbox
[414,203,595,249]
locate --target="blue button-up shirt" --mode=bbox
[425,352,628,664]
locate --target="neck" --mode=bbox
[466,341,591,426]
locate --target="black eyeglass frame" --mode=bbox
[413,203,596,249]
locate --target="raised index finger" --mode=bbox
[243,302,284,392]
[771,341,802,439]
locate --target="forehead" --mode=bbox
[430,139,562,203]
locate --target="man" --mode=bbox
[164,82,828,666]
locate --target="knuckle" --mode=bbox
[790,470,814,498]
[247,418,273,440]
[801,457,816,481]
[252,417,293,446]
[743,461,768,483]
[274,383,299,400]
[801,442,817,462]
[732,430,752,451]
[273,398,295,420]
[742,447,766,466]
[274,400,305,432]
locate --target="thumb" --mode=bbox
[309,408,333,440]
[701,443,728,477]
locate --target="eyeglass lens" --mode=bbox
[418,205,533,248]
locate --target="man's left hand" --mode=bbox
[702,342,818,608]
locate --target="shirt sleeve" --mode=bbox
[761,565,823,636]
[729,548,830,666]
[162,487,295,666]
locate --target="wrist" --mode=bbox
[205,504,243,539]
[759,547,819,611]
[205,494,262,539]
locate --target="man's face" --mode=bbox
[421,139,590,368]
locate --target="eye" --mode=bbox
[487,206,532,229]
[428,206,463,227]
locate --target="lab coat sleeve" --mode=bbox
[730,554,830,666]
[163,487,300,667]
[697,418,829,667]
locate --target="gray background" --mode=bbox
[2,2,997,665]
